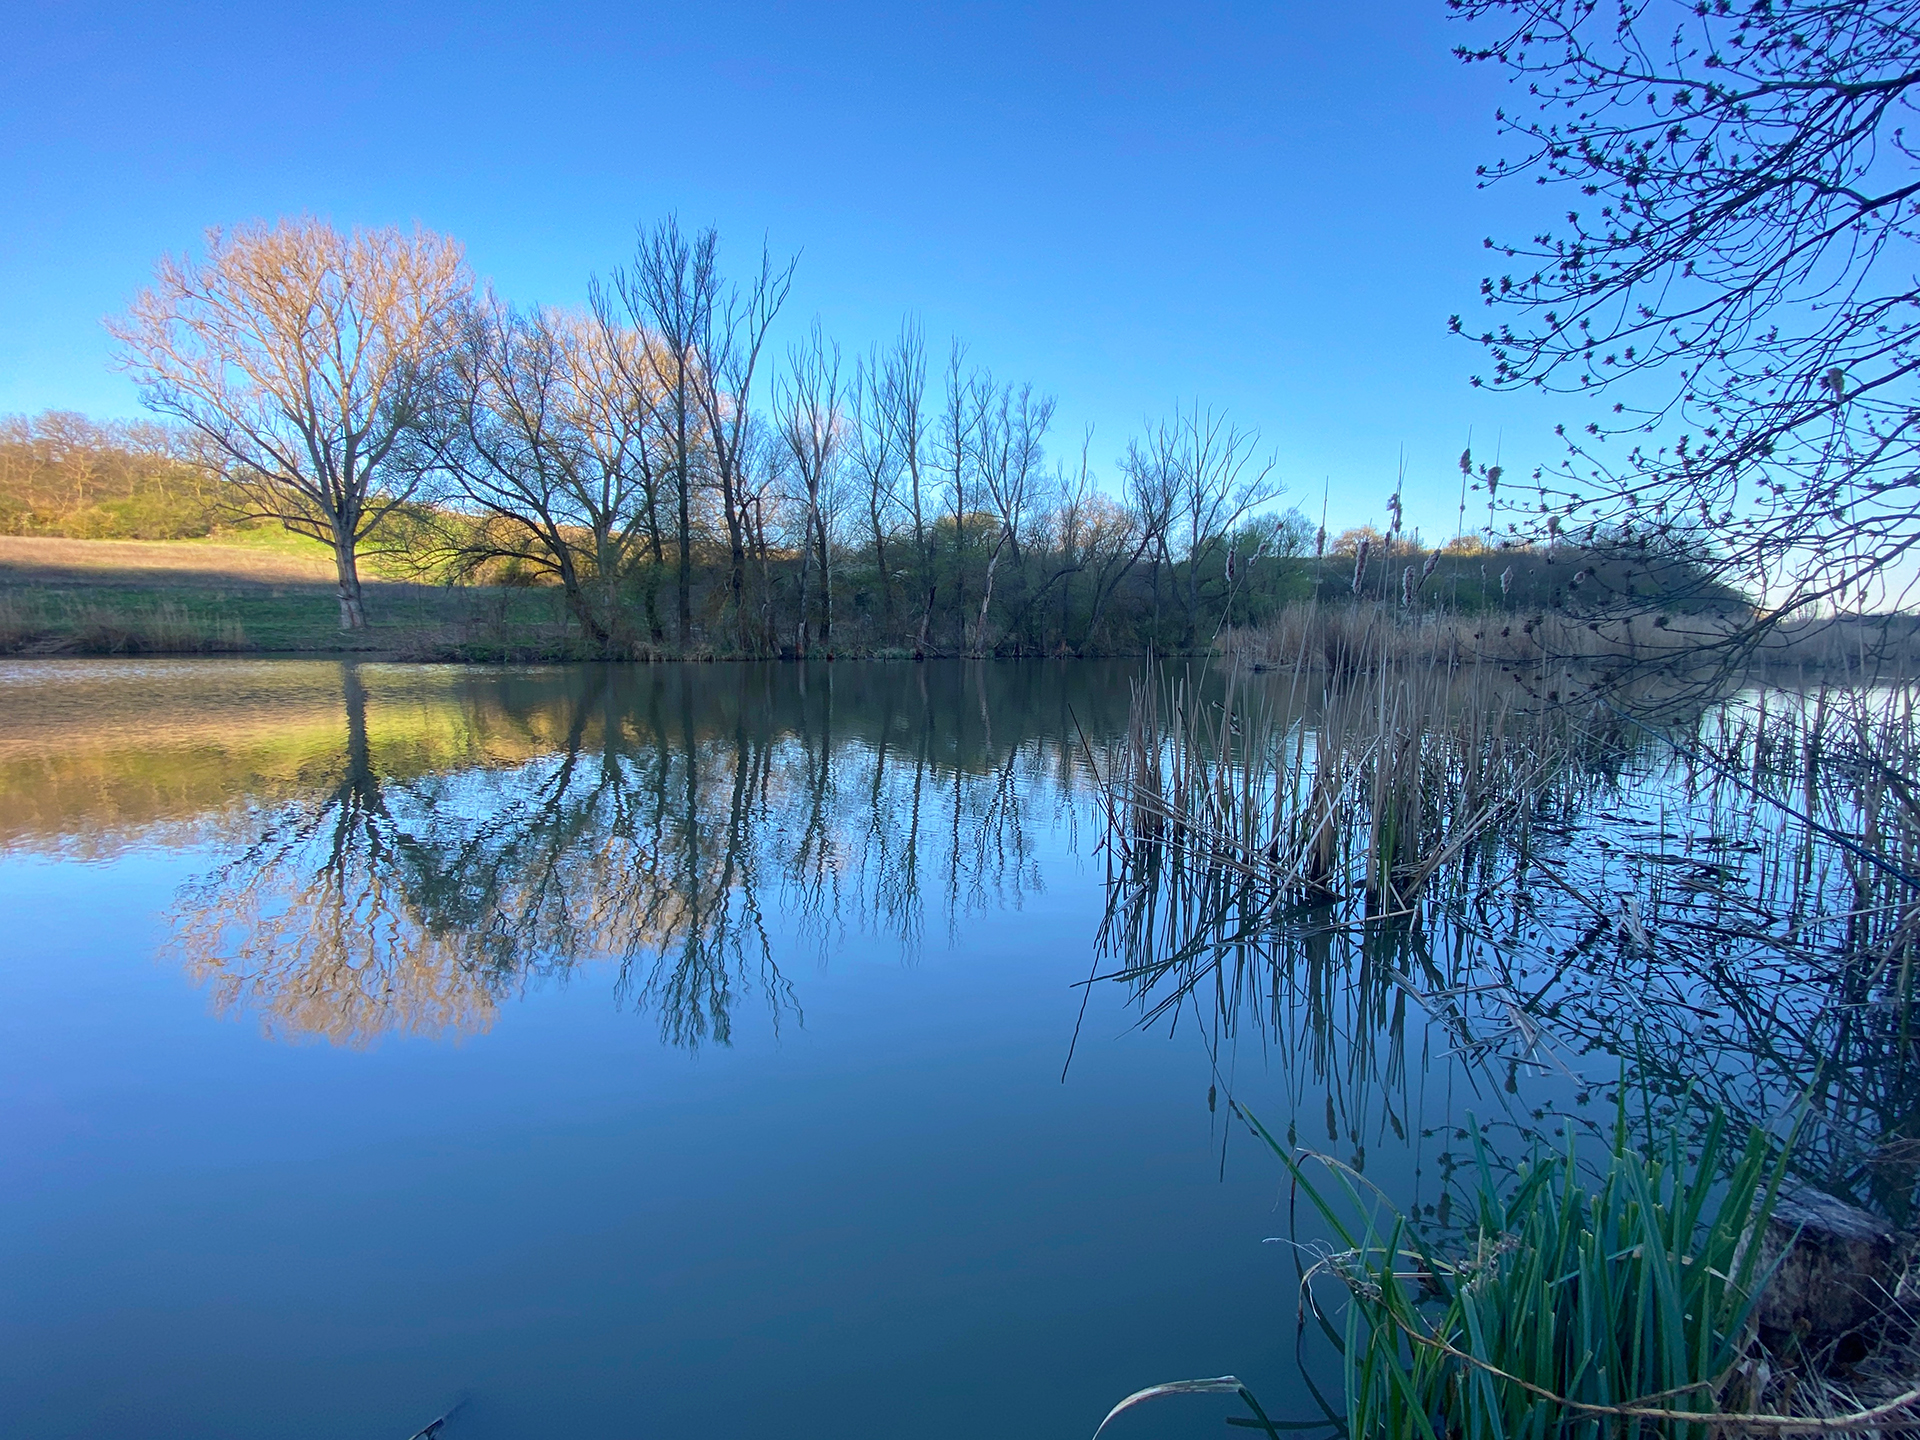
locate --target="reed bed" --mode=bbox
[1111,635,1621,913]
[1097,631,1920,1439]
[1218,602,1920,682]
[1220,601,1736,675]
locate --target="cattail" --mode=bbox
[1401,565,1415,606]
[1500,566,1513,597]
[1315,525,1326,558]
[1420,549,1440,588]
[1486,465,1502,496]
[1459,447,1472,476]
[1352,536,1371,594]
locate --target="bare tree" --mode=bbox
[778,320,846,656]
[602,219,717,648]
[970,379,1056,653]
[876,319,938,651]
[693,242,796,642]
[1167,404,1281,644]
[430,297,661,648]
[1118,421,1186,643]
[110,218,470,628]
[849,348,902,627]
[937,341,984,633]
[1454,0,1920,639]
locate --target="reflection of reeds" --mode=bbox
[1102,639,1920,1224]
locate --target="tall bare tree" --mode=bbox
[110,218,470,628]
[778,321,846,656]
[1167,404,1280,644]
[849,349,901,628]
[602,219,717,648]
[970,379,1056,653]
[937,341,983,632]
[431,297,661,648]
[694,242,795,641]
[877,319,938,651]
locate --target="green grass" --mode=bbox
[0,581,583,657]
[1101,1105,1798,1440]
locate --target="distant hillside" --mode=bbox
[0,411,224,540]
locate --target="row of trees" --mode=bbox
[108,216,1308,653]
[0,412,221,539]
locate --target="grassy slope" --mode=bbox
[0,533,571,656]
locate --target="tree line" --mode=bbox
[102,215,1325,653]
[0,412,222,539]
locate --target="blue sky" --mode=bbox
[1,0,1573,538]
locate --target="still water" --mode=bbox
[4,659,1474,1440]
[16,658,1864,1439]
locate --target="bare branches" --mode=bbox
[109,217,471,628]
[776,319,846,656]
[1453,0,1920,638]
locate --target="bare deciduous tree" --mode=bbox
[603,219,717,649]
[970,378,1056,653]
[431,297,662,648]
[110,217,470,628]
[850,349,901,626]
[876,319,938,651]
[695,243,795,641]
[1455,0,1920,636]
[778,321,846,656]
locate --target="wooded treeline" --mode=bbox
[46,213,1735,657]
[0,413,222,539]
[95,215,1319,653]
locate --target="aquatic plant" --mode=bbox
[1259,1104,1787,1440]
[1104,1105,1920,1439]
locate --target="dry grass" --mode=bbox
[1110,643,1615,912]
[1219,601,1920,679]
[0,533,343,588]
[0,592,247,655]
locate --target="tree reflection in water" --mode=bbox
[166,660,1123,1049]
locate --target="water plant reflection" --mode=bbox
[1098,664,1920,1220]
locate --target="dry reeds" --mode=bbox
[0,592,247,654]
[1112,632,1614,912]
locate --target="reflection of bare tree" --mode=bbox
[167,660,1135,1048]
[173,664,510,1044]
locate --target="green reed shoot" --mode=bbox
[1242,1103,1785,1440]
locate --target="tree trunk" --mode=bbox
[676,396,692,650]
[972,534,1004,656]
[333,540,367,630]
[815,508,832,651]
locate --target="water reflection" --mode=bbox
[1099,673,1920,1221]
[0,660,1133,1047]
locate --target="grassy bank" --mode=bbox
[0,534,581,659]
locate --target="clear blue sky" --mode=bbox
[1,0,1571,538]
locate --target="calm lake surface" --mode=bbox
[2,658,1854,1439]
[0,660,1339,1439]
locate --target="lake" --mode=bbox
[0,658,1891,1439]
